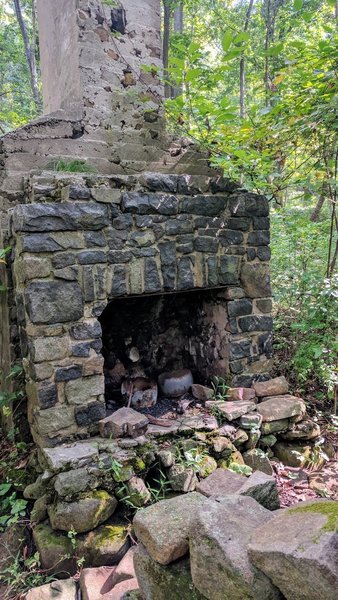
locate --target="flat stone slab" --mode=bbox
[111,547,136,587]
[99,407,149,439]
[196,468,245,497]
[254,376,289,398]
[257,395,306,422]
[133,492,209,565]
[206,400,256,421]
[41,442,99,472]
[26,580,76,600]
[227,387,256,401]
[190,495,282,600]
[248,500,338,600]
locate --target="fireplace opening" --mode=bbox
[99,289,230,414]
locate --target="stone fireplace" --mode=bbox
[10,171,272,447]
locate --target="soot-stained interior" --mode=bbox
[99,289,230,407]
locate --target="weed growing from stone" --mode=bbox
[53,159,97,173]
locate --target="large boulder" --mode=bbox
[253,377,289,398]
[247,500,338,600]
[134,544,204,600]
[133,492,209,565]
[48,490,117,533]
[189,495,283,600]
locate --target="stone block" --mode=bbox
[256,395,306,422]
[99,407,149,439]
[281,419,321,441]
[180,195,227,216]
[133,492,209,565]
[243,449,273,476]
[206,400,256,421]
[191,384,213,401]
[238,470,280,510]
[78,519,130,567]
[134,545,204,600]
[247,500,338,600]
[13,203,109,232]
[25,282,84,324]
[122,192,178,215]
[33,406,75,436]
[239,413,263,429]
[218,255,240,285]
[33,522,75,574]
[65,375,105,405]
[75,401,106,426]
[177,256,194,289]
[167,465,198,492]
[239,315,273,332]
[196,468,245,497]
[240,263,271,298]
[54,468,95,497]
[144,258,161,293]
[111,546,136,587]
[254,376,289,397]
[227,387,256,402]
[48,490,117,533]
[190,495,281,600]
[41,441,99,472]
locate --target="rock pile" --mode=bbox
[133,490,338,600]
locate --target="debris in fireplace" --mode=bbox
[121,377,158,409]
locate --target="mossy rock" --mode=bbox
[134,544,205,600]
[33,522,76,577]
[79,518,130,567]
[48,490,117,533]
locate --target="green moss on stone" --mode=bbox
[93,524,127,549]
[288,501,338,534]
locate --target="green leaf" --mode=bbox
[234,32,250,44]
[267,42,284,56]
[0,484,11,496]
[222,32,233,53]
[294,0,303,9]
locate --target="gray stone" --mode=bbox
[240,263,271,298]
[218,255,240,285]
[78,250,107,264]
[48,490,117,533]
[206,400,256,421]
[133,492,209,565]
[54,468,95,497]
[194,236,218,252]
[239,316,273,332]
[181,195,227,216]
[65,375,104,405]
[122,192,178,215]
[243,449,273,476]
[177,256,194,289]
[281,419,321,441]
[190,495,282,600]
[261,419,289,435]
[239,413,263,429]
[191,384,213,401]
[260,434,277,447]
[126,477,151,507]
[227,299,253,318]
[41,441,99,472]
[75,401,106,426]
[168,465,198,492]
[229,339,252,360]
[218,230,244,245]
[248,231,270,246]
[71,321,101,339]
[157,449,175,468]
[196,468,245,497]
[55,366,83,382]
[37,385,58,409]
[144,258,161,293]
[78,519,130,567]
[13,203,108,232]
[33,522,75,574]
[111,265,127,296]
[21,234,62,253]
[238,470,280,510]
[99,407,149,439]
[247,500,338,600]
[31,495,48,523]
[134,545,204,600]
[257,395,306,422]
[25,282,84,324]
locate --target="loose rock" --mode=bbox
[243,449,273,476]
[254,376,289,398]
[48,490,117,533]
[257,395,306,422]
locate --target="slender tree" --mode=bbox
[239,0,254,118]
[13,0,41,109]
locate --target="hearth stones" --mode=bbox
[158,369,193,398]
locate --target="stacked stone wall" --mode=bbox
[9,172,272,447]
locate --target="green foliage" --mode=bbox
[53,159,97,173]
[211,376,230,401]
[271,206,338,394]
[0,552,55,599]
[0,0,41,132]
[0,483,28,530]
[227,463,253,476]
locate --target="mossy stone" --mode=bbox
[33,522,76,576]
[79,519,130,567]
[48,490,117,533]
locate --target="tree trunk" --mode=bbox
[310,183,328,222]
[13,0,41,110]
[163,0,172,99]
[239,0,254,118]
[172,2,184,98]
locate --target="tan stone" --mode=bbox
[191,384,214,401]
[196,468,245,497]
[99,407,149,439]
[111,547,136,587]
[227,387,256,402]
[254,376,289,397]
[257,395,306,422]
[26,579,76,600]
[206,400,256,421]
[281,419,321,441]
[103,578,138,599]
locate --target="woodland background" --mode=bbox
[0,0,337,404]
